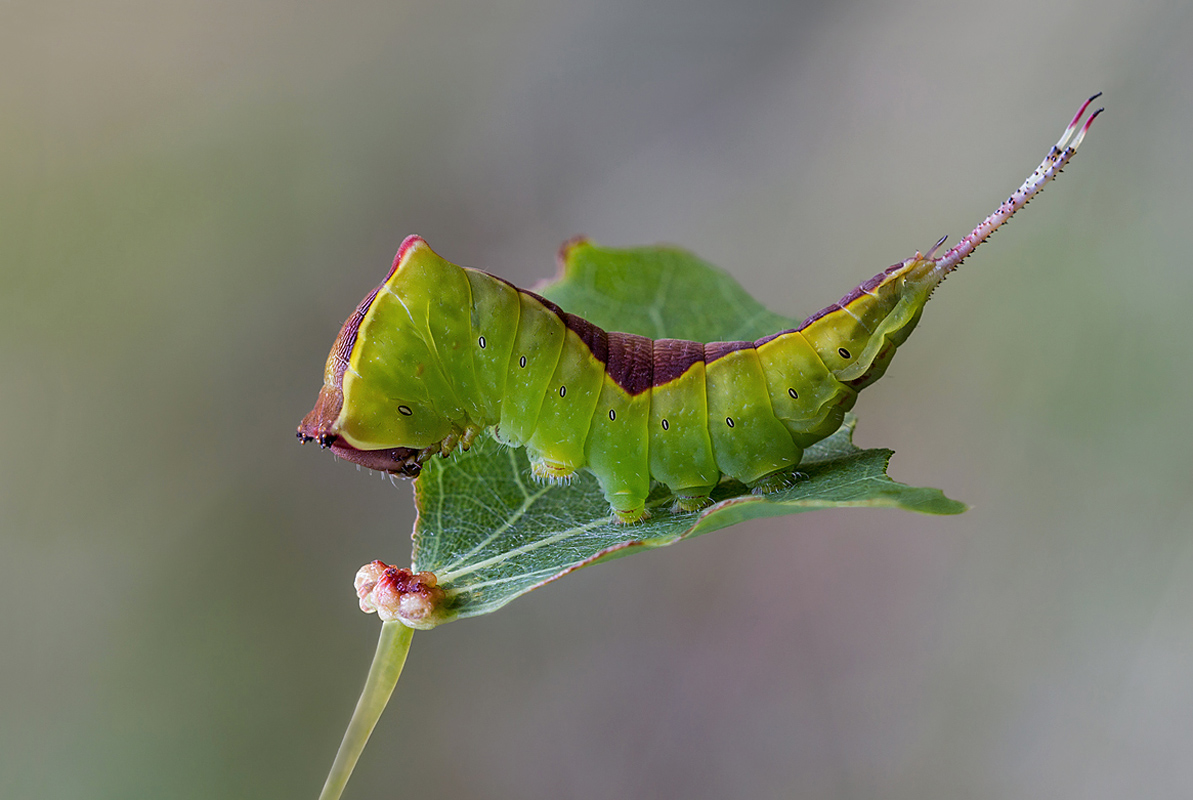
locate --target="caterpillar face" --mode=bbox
[297,382,426,476]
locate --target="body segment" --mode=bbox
[300,96,1102,522]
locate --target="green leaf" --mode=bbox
[540,241,794,341]
[406,241,965,626]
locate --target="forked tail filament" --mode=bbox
[932,94,1103,277]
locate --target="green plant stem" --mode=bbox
[319,621,415,800]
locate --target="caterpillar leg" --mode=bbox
[600,487,651,524]
[671,491,713,514]
[530,457,577,485]
[610,501,649,525]
[458,424,482,451]
[434,424,485,460]
[749,467,801,495]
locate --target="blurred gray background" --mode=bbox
[3,1,1191,798]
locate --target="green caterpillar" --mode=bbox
[299,96,1101,523]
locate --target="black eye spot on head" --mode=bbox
[726,417,735,428]
[838,347,851,359]
[398,405,413,416]
[608,409,616,421]
[519,355,527,368]
[788,388,798,400]
[478,336,486,349]
[558,385,567,398]
[661,418,669,431]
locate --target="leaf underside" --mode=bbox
[407,242,965,624]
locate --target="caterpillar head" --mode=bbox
[297,236,455,479]
[297,384,425,478]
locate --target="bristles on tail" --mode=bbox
[931,94,1102,278]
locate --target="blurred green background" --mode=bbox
[3,1,1191,798]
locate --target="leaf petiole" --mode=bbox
[318,621,415,800]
